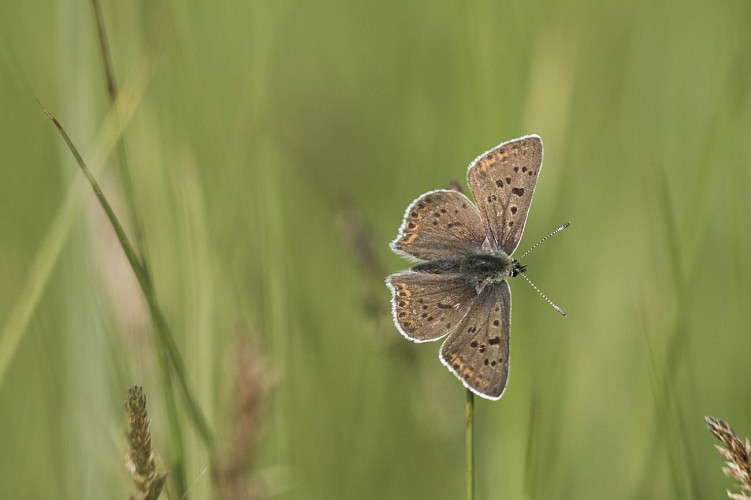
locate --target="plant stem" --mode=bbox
[89,0,144,252]
[466,389,474,500]
[87,4,191,492]
[41,107,217,482]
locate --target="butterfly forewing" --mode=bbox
[386,271,477,342]
[467,135,543,255]
[440,281,511,400]
[390,189,486,261]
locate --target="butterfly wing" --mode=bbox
[390,189,487,261]
[467,135,543,255]
[386,271,477,342]
[440,281,511,400]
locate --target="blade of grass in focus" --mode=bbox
[40,105,217,495]
[0,57,155,388]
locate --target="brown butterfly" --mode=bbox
[387,135,564,400]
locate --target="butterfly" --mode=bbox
[386,135,546,400]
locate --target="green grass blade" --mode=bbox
[40,105,216,478]
[0,60,153,388]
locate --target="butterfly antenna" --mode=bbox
[518,273,567,316]
[517,221,571,261]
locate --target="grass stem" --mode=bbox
[466,389,474,500]
[89,0,144,252]
[40,106,217,493]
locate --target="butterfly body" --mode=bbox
[387,135,544,400]
[412,252,525,285]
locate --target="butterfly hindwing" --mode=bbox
[440,281,511,400]
[390,189,487,261]
[386,271,477,343]
[467,135,543,255]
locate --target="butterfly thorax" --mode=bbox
[412,251,526,285]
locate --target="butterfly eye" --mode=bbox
[510,261,526,277]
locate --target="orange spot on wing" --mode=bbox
[447,353,475,378]
[395,282,413,298]
[403,233,418,244]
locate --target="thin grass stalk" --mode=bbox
[655,173,702,496]
[89,0,145,253]
[0,59,154,389]
[157,352,186,495]
[466,389,474,500]
[40,108,217,479]
[43,105,192,492]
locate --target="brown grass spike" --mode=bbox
[127,385,167,500]
[218,335,270,500]
[706,416,751,499]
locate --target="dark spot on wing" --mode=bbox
[511,187,525,196]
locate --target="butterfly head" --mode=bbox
[510,259,526,277]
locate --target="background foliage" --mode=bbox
[1,1,750,498]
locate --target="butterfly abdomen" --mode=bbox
[411,260,463,274]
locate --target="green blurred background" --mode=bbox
[1,0,750,498]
